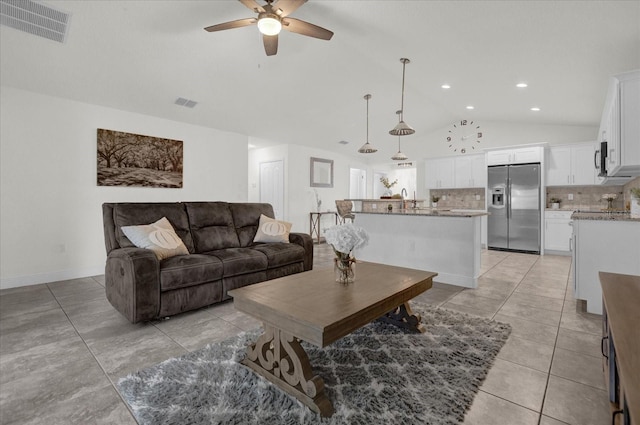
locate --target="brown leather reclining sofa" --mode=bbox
[102,202,313,323]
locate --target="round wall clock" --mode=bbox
[446,120,483,154]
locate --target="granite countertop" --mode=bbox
[347,199,427,202]
[358,209,488,218]
[571,211,640,222]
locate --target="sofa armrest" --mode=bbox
[105,247,160,323]
[289,232,313,271]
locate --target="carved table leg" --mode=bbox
[377,302,426,333]
[241,324,334,417]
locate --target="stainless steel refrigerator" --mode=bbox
[488,164,541,253]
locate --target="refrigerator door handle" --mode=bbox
[507,178,512,219]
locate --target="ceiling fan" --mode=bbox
[204,0,333,56]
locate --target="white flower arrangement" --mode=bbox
[602,193,618,201]
[324,223,369,257]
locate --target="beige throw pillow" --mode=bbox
[121,217,189,260]
[253,214,292,243]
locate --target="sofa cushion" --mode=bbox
[160,254,224,291]
[113,203,194,253]
[229,203,275,247]
[253,214,292,243]
[205,248,268,277]
[121,217,190,260]
[185,202,240,252]
[251,243,305,268]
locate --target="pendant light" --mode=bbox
[358,94,377,153]
[391,110,409,160]
[389,58,415,136]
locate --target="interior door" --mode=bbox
[259,160,284,219]
[349,168,366,199]
[508,164,540,252]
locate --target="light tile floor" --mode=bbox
[0,245,610,424]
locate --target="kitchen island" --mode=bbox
[353,209,487,288]
[571,211,640,314]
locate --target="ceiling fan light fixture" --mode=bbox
[358,94,377,154]
[257,14,282,36]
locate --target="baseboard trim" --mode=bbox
[0,265,105,290]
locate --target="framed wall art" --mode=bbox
[97,129,183,188]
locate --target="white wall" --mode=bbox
[0,87,248,289]
[248,142,369,235]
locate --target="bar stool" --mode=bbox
[335,200,355,224]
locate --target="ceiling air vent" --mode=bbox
[1,0,71,43]
[175,97,198,108]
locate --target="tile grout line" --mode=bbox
[45,282,139,423]
[535,255,571,425]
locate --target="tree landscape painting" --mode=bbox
[97,129,183,188]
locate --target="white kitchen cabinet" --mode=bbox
[546,143,597,186]
[486,146,543,166]
[425,157,455,189]
[599,70,640,176]
[544,210,573,253]
[572,218,640,314]
[455,154,486,188]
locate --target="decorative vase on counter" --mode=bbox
[551,202,560,209]
[432,202,438,208]
[334,256,356,284]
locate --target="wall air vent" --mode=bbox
[1,0,71,43]
[175,97,198,108]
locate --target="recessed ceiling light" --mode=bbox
[441,84,451,89]
[338,140,349,145]
[466,105,475,110]
[530,107,541,111]
[516,83,528,88]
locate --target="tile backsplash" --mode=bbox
[429,188,486,210]
[545,185,625,210]
[429,178,640,211]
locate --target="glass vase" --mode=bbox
[334,256,356,284]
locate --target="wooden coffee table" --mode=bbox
[227,261,437,417]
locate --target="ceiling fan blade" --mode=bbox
[282,17,333,40]
[271,0,307,17]
[238,0,265,13]
[263,34,278,56]
[204,18,257,32]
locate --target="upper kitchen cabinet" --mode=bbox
[425,157,455,189]
[598,70,640,177]
[486,146,543,166]
[426,154,486,189]
[546,142,597,186]
[454,154,487,188]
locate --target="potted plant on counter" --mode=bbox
[431,195,440,208]
[379,177,398,199]
[550,197,561,209]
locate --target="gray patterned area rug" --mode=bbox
[117,303,511,425]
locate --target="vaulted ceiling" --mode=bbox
[1,1,639,157]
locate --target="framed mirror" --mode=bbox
[310,157,333,188]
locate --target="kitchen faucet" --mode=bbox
[401,188,408,209]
